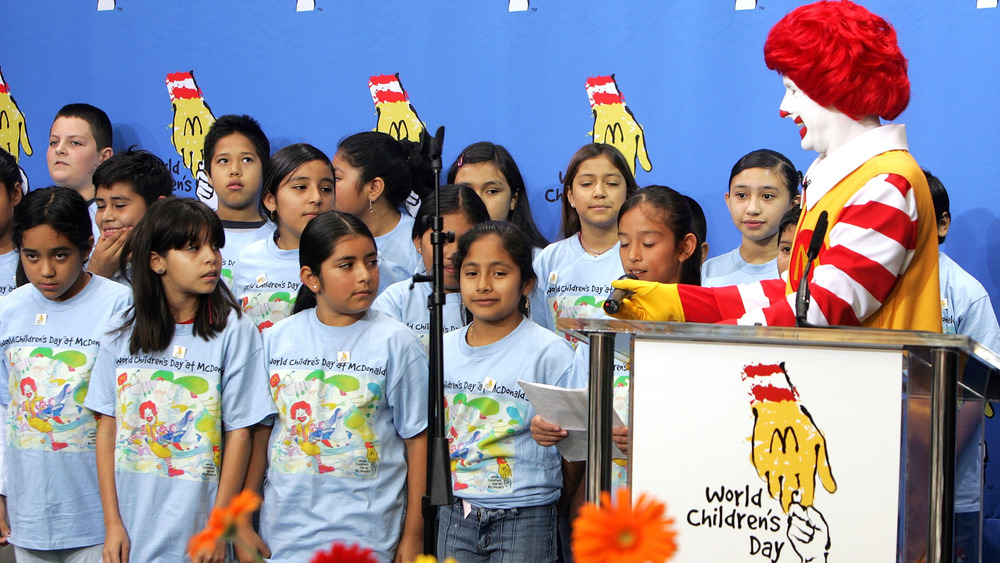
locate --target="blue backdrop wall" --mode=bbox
[4,2,999,306]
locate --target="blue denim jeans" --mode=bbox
[438,499,558,563]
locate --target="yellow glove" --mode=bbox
[586,75,652,176]
[369,74,425,142]
[166,71,216,176]
[608,278,685,322]
[0,68,32,161]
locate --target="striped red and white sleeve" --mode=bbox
[674,173,919,327]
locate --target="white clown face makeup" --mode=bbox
[778,77,860,157]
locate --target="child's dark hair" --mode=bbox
[411,185,491,240]
[122,198,238,354]
[336,131,434,210]
[0,148,21,197]
[619,185,702,286]
[12,187,93,287]
[778,205,802,243]
[446,142,549,248]
[559,143,639,238]
[203,115,271,175]
[728,149,800,200]
[93,148,174,205]
[262,143,332,223]
[55,103,113,150]
[683,195,707,250]
[293,211,377,314]
[924,169,949,244]
[452,221,537,317]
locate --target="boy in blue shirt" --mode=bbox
[88,149,173,282]
[46,103,114,243]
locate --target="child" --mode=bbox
[86,198,274,563]
[46,103,114,243]
[0,187,132,561]
[0,149,23,299]
[240,211,428,563]
[372,184,490,350]
[533,185,701,486]
[332,132,433,289]
[232,143,335,331]
[530,143,637,343]
[446,141,549,249]
[776,205,800,277]
[926,168,998,563]
[439,221,581,563]
[89,149,174,283]
[203,115,274,288]
[701,149,799,287]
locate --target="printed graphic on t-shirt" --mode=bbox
[612,368,630,489]
[445,391,529,494]
[115,368,220,480]
[269,368,384,478]
[241,291,296,332]
[221,265,235,289]
[6,345,98,452]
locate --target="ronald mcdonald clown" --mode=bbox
[611,0,941,333]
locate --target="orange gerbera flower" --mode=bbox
[187,490,262,560]
[572,487,677,563]
[309,541,378,563]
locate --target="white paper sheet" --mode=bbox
[517,380,625,461]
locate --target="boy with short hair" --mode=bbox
[926,168,997,563]
[89,149,173,282]
[776,205,800,278]
[202,114,273,287]
[46,103,113,243]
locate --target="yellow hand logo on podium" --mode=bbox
[0,68,32,163]
[586,75,652,176]
[742,363,836,514]
[369,74,424,143]
[166,71,216,178]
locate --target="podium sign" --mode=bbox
[560,318,1000,563]
[631,339,903,562]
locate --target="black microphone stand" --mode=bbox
[411,126,453,555]
[795,210,829,328]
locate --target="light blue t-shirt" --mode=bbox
[376,213,421,281]
[86,309,274,563]
[0,274,131,550]
[529,235,623,345]
[939,251,1000,513]
[939,251,1000,352]
[444,317,580,509]
[573,338,631,489]
[701,247,778,287]
[0,250,17,301]
[232,236,300,332]
[222,219,276,289]
[372,278,465,352]
[260,308,427,563]
[377,252,413,297]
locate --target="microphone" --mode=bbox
[795,211,829,327]
[603,274,638,315]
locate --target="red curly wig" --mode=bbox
[764,0,909,121]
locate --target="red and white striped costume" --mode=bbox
[676,125,941,331]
